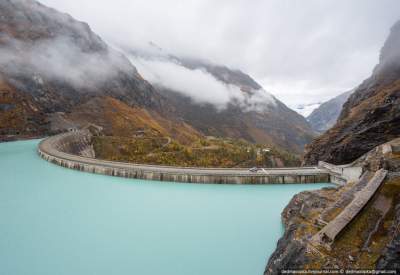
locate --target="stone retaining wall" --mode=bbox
[38,131,331,185]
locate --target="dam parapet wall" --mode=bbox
[318,161,363,185]
[38,131,332,185]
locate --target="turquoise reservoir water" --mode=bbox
[0,140,329,275]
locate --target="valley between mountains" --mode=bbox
[1,0,400,274]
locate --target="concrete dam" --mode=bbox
[38,130,336,185]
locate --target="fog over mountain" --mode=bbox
[293,102,322,117]
[0,35,134,91]
[40,0,400,108]
[128,47,276,111]
[125,46,314,153]
[0,0,314,152]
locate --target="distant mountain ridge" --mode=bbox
[307,90,353,133]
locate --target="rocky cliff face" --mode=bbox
[303,20,400,165]
[307,90,353,133]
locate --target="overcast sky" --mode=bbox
[41,0,400,108]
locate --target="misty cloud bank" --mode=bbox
[0,34,133,90]
[130,55,276,111]
[41,0,400,108]
[0,30,276,112]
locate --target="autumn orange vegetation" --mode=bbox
[93,135,300,168]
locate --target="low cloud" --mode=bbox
[129,55,276,111]
[41,0,400,106]
[0,34,133,91]
[0,31,276,113]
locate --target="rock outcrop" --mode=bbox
[266,139,400,274]
[303,20,400,165]
[266,190,332,274]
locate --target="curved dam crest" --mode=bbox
[38,130,332,184]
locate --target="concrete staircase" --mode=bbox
[312,169,388,246]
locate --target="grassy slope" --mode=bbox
[93,135,300,168]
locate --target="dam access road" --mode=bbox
[37,130,344,185]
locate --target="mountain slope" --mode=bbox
[303,20,400,165]
[0,0,200,143]
[307,90,353,133]
[65,96,201,144]
[130,53,315,153]
[0,0,313,155]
